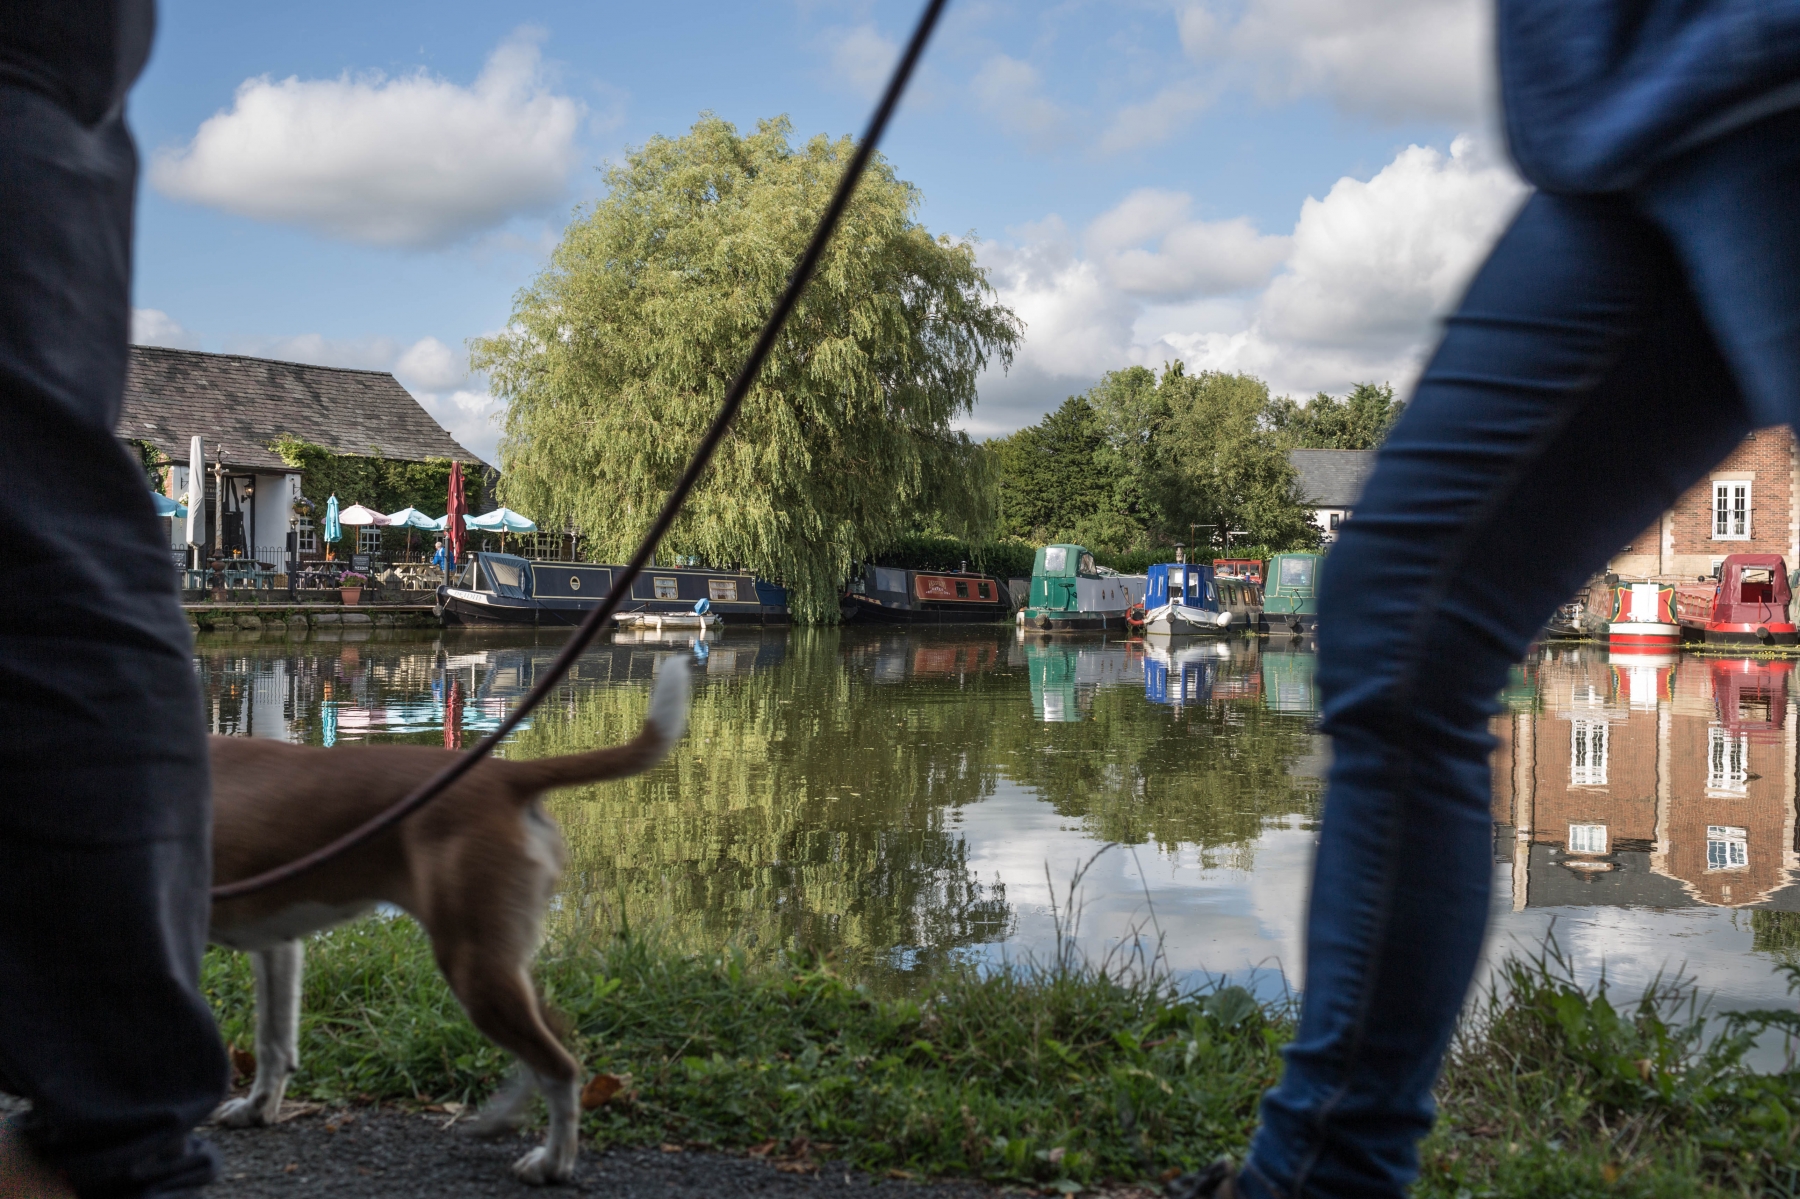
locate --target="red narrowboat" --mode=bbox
[1606,581,1679,652]
[1674,553,1798,647]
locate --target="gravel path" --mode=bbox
[204,1105,1005,1198]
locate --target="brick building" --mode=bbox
[1609,426,1800,580]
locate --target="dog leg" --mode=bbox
[445,960,581,1184]
[217,940,303,1126]
[465,1062,537,1138]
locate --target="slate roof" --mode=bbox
[1287,449,1377,509]
[118,345,479,471]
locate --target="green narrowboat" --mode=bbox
[1260,551,1321,637]
[1017,544,1146,633]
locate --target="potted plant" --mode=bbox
[339,571,368,605]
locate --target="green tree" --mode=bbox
[990,396,1116,544]
[473,115,1021,623]
[1268,381,1404,449]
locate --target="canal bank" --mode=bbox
[184,604,439,633]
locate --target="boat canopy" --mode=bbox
[1715,553,1793,627]
[1145,562,1216,609]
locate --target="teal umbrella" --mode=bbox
[463,507,536,532]
[323,494,342,545]
[152,493,187,519]
[386,507,439,529]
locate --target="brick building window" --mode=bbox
[1568,824,1608,855]
[1713,480,1751,539]
[1707,726,1750,795]
[1706,825,1748,870]
[1570,719,1608,787]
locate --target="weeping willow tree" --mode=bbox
[473,115,1022,622]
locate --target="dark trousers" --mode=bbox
[1238,109,1800,1196]
[0,82,227,1196]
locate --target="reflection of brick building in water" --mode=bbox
[1491,650,1800,911]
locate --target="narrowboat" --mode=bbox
[1016,544,1146,633]
[1259,551,1320,636]
[843,564,1011,624]
[1675,554,1797,647]
[1140,559,1234,637]
[1213,558,1264,585]
[1606,581,1679,653]
[437,552,789,627]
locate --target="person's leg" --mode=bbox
[0,84,227,1196]
[1237,191,1755,1198]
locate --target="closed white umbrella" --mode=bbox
[184,435,203,551]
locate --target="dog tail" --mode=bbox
[500,656,690,792]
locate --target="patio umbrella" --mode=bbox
[386,507,437,528]
[446,462,467,565]
[338,503,389,526]
[464,507,535,554]
[323,494,342,557]
[153,493,187,519]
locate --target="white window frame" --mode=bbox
[1707,726,1751,796]
[296,516,316,553]
[358,526,383,554]
[1713,479,1751,540]
[1706,825,1749,871]
[1570,719,1609,787]
[1568,824,1608,855]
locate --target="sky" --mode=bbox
[129,0,1528,465]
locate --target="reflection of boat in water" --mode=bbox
[1023,641,1142,721]
[438,552,789,627]
[1676,554,1798,646]
[1259,552,1319,637]
[1017,544,1146,633]
[843,565,1012,624]
[1260,645,1318,714]
[614,610,721,632]
[1143,640,1230,707]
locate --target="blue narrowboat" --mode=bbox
[437,552,789,627]
[1140,559,1236,637]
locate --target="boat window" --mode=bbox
[1044,547,1067,572]
[708,578,739,602]
[1169,567,1185,594]
[1278,557,1314,589]
[654,576,680,599]
[1740,567,1776,603]
[955,580,969,598]
[1078,552,1097,576]
[486,558,523,590]
[874,566,906,593]
[977,581,992,600]
[457,560,477,589]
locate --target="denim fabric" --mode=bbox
[0,34,228,1197]
[1237,109,1800,1198]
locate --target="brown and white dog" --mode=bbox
[207,656,690,1184]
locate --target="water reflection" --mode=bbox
[190,627,1800,1009]
[1494,648,1800,914]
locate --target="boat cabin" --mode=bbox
[846,564,1010,623]
[1213,558,1264,585]
[1714,555,1792,626]
[1145,561,1216,610]
[441,552,788,626]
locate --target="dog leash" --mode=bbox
[212,0,952,901]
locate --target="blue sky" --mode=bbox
[130,0,1524,464]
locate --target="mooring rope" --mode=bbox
[212,0,950,901]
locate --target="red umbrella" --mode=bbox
[446,461,467,565]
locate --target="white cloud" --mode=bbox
[1086,189,1290,298]
[149,29,584,248]
[131,308,200,349]
[393,335,466,392]
[1188,0,1493,125]
[971,55,1068,143]
[973,135,1527,434]
[1098,82,1214,154]
[823,24,899,97]
[413,387,505,468]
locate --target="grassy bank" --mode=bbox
[203,923,1800,1195]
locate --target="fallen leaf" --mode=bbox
[581,1073,626,1110]
[887,1168,915,1181]
[229,1046,256,1082]
[1635,1059,1654,1082]
[775,1161,818,1175]
[1159,1167,1183,1183]
[282,1163,298,1174]
[1603,1162,1622,1185]
[441,1102,464,1115]
[748,1140,779,1158]
[660,1144,683,1154]
[1047,1146,1066,1164]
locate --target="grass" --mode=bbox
[202,919,1800,1195]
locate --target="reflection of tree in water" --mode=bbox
[1749,910,1800,960]
[190,629,1324,979]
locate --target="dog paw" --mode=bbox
[215,1097,276,1128]
[511,1146,574,1185]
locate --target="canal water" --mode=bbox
[194,627,1800,1016]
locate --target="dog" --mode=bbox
[207,656,690,1184]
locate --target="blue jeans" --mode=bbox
[1238,108,1800,1197]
